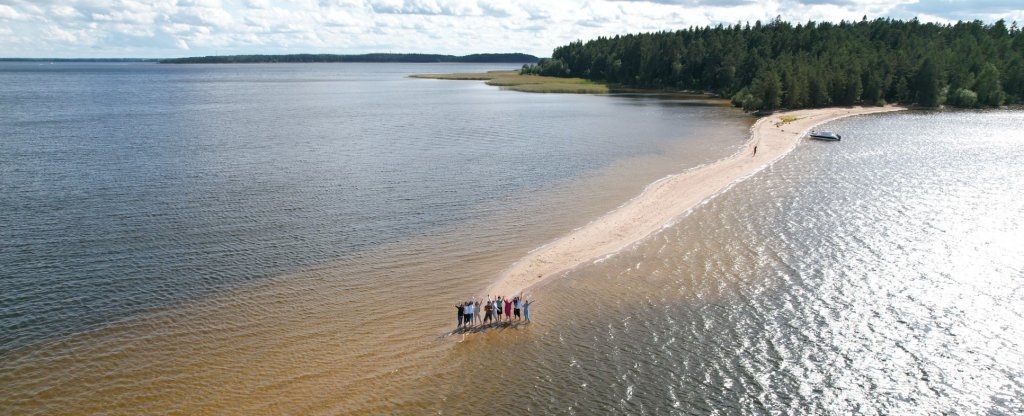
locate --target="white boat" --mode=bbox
[809,130,841,141]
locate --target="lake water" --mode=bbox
[1,63,1022,414]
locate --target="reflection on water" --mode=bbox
[437,110,1024,414]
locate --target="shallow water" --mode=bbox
[434,110,1024,414]
[0,62,752,413]
[3,63,1021,414]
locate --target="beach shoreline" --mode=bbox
[486,105,906,297]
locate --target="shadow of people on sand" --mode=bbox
[445,320,529,336]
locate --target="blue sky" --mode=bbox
[0,0,1021,58]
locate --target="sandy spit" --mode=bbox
[487,106,906,296]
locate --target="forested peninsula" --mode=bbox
[160,53,538,64]
[522,18,1023,110]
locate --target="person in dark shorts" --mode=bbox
[466,301,476,327]
[495,296,503,321]
[513,296,521,320]
[483,300,493,324]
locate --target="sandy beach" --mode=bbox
[487,106,906,296]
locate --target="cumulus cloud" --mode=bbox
[0,4,30,20]
[0,0,1021,58]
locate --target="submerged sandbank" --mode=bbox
[488,106,906,296]
[410,71,609,93]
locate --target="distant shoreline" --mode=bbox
[487,106,907,297]
[158,53,538,64]
[0,58,158,62]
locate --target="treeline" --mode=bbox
[0,58,158,62]
[160,53,538,64]
[523,18,1023,110]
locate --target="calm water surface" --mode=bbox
[1,62,750,413]
[2,63,1021,414]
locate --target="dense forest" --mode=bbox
[522,18,1023,110]
[161,53,538,64]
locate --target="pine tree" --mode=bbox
[975,63,1006,106]
[915,58,942,107]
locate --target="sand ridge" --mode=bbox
[486,106,906,296]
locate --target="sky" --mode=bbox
[0,0,1022,58]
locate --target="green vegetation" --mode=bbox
[527,18,1023,110]
[411,71,609,94]
[160,53,538,64]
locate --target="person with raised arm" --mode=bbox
[503,297,512,322]
[512,296,521,321]
[491,295,499,321]
[522,297,534,322]
[455,302,464,328]
[483,297,493,325]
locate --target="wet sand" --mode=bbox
[487,106,906,296]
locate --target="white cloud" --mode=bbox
[49,5,81,18]
[0,4,29,20]
[0,0,1021,58]
[44,25,78,42]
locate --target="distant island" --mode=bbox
[0,58,158,62]
[160,53,539,64]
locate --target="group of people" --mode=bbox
[454,295,533,329]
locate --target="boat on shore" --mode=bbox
[809,130,841,141]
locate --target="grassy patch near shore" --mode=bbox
[774,115,800,127]
[410,71,609,94]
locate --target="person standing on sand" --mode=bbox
[465,301,475,328]
[522,298,533,322]
[491,295,499,321]
[503,297,512,322]
[455,303,464,328]
[474,300,481,325]
[513,297,521,321]
[483,299,493,324]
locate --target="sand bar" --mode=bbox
[487,106,906,296]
